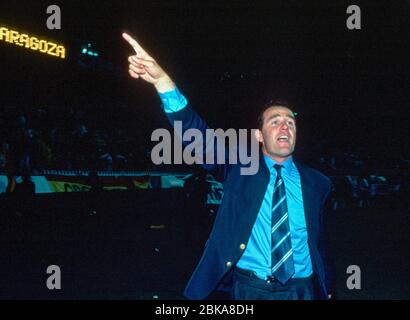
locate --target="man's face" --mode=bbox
[255,106,297,163]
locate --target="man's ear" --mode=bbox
[255,129,264,144]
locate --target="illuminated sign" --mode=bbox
[0,26,65,59]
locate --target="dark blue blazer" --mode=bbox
[166,104,335,300]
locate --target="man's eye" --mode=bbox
[287,121,295,126]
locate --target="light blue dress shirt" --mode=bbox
[236,155,313,279]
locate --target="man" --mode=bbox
[123,33,335,300]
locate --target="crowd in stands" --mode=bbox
[0,103,152,175]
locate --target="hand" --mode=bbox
[122,32,175,93]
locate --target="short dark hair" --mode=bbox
[257,98,296,129]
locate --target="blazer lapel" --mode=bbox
[246,153,270,216]
[243,150,270,188]
[294,161,318,244]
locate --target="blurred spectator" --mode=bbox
[86,171,103,192]
[0,152,5,174]
[331,176,354,211]
[357,175,371,208]
[14,172,35,195]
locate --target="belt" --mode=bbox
[234,267,280,284]
[234,267,314,285]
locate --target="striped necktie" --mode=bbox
[270,164,295,284]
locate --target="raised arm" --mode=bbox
[123,33,235,180]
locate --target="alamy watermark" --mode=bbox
[46,265,61,290]
[346,265,361,290]
[46,5,61,30]
[151,121,260,175]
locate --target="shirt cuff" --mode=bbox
[158,87,188,113]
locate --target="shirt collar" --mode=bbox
[263,154,294,175]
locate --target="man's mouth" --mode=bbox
[277,135,290,142]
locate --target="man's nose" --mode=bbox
[280,123,289,131]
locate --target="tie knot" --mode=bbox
[273,164,283,176]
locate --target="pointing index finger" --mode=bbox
[122,32,147,56]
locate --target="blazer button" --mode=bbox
[226,261,232,267]
[239,243,246,250]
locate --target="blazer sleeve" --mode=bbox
[165,103,233,181]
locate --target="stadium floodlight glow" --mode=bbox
[0,26,65,59]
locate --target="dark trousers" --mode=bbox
[231,267,316,300]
